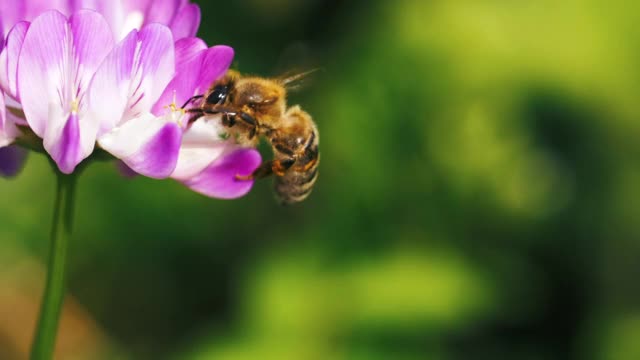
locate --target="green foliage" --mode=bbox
[2,0,640,359]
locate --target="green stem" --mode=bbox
[30,169,78,360]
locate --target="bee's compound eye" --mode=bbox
[207,85,228,105]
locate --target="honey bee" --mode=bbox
[184,70,319,204]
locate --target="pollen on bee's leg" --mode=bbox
[235,173,254,181]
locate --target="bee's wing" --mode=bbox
[277,68,323,92]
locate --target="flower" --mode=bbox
[155,37,262,198]
[87,21,179,178]
[18,10,116,173]
[0,0,201,41]
[0,21,27,147]
[0,3,261,199]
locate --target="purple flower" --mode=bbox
[0,0,201,41]
[0,21,27,147]
[0,5,261,199]
[87,22,179,178]
[18,10,115,173]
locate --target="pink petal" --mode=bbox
[116,160,139,178]
[44,102,101,174]
[1,0,71,35]
[98,113,182,179]
[1,92,7,146]
[4,96,27,126]
[68,10,116,89]
[123,0,153,14]
[174,37,206,70]
[23,0,72,19]
[0,22,28,99]
[124,122,181,178]
[16,10,67,136]
[18,10,114,137]
[88,29,139,134]
[0,92,12,146]
[0,93,5,146]
[1,93,21,147]
[194,45,235,99]
[131,24,175,115]
[144,0,182,25]
[0,3,24,36]
[43,104,101,174]
[19,10,114,172]
[44,112,82,174]
[182,148,261,199]
[89,24,174,134]
[0,145,28,178]
[118,0,151,37]
[151,45,234,115]
[169,3,200,39]
[70,0,127,40]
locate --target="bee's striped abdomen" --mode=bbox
[275,157,319,204]
[274,127,319,204]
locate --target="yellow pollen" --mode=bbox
[162,101,186,127]
[164,101,186,114]
[70,99,79,113]
[162,92,187,126]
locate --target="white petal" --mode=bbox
[171,116,233,180]
[98,112,181,178]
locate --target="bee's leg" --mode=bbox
[236,158,295,181]
[221,113,235,127]
[186,108,207,116]
[238,112,257,126]
[221,111,258,138]
[187,108,238,125]
[184,109,205,126]
[235,162,272,181]
[186,107,238,116]
[236,112,258,138]
[180,94,204,109]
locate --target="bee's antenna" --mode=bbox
[181,94,204,109]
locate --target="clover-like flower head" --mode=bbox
[0,1,261,199]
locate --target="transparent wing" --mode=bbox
[277,68,323,92]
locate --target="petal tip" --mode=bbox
[182,147,262,199]
[123,122,182,179]
[47,114,83,174]
[211,45,234,59]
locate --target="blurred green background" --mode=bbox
[2,0,640,359]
